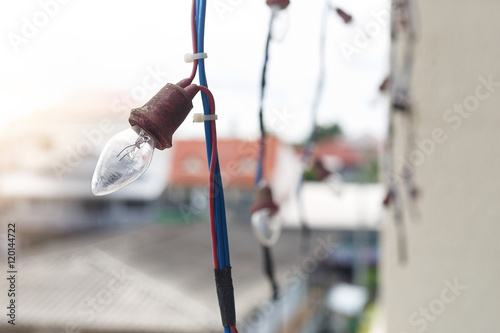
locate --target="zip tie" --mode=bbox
[184,52,208,63]
[193,113,218,122]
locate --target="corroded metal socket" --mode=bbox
[336,8,353,24]
[409,187,419,199]
[379,76,390,92]
[266,0,290,10]
[383,190,393,207]
[313,159,330,181]
[250,185,279,215]
[129,79,199,150]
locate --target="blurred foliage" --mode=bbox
[354,160,379,184]
[299,122,380,184]
[356,303,376,333]
[304,160,379,183]
[314,123,343,142]
[304,166,316,181]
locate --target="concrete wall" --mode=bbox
[381,0,500,332]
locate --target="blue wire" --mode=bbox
[195,3,233,330]
[196,0,231,269]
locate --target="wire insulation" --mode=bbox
[255,11,276,185]
[194,1,237,330]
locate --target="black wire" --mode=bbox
[256,12,276,184]
[255,11,280,302]
[259,12,275,136]
[297,3,330,253]
[262,245,279,300]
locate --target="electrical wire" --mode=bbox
[193,1,236,331]
[196,0,231,270]
[295,2,353,253]
[197,84,221,269]
[189,0,198,82]
[254,7,280,301]
[295,1,331,252]
[383,0,421,264]
[255,10,276,186]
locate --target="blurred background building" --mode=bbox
[0,90,382,333]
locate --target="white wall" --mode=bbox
[381,1,500,332]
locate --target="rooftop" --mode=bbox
[0,221,343,333]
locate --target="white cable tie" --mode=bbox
[184,52,208,63]
[193,113,218,122]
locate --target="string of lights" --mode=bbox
[250,0,290,301]
[383,0,419,263]
[255,8,276,186]
[296,1,353,253]
[92,1,239,331]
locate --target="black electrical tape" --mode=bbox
[214,267,236,327]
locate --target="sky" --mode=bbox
[1,0,390,144]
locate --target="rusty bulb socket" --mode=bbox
[313,159,331,181]
[379,76,391,92]
[266,0,290,10]
[410,187,419,199]
[336,8,353,24]
[250,185,279,215]
[383,190,393,207]
[128,79,199,150]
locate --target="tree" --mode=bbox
[314,123,343,142]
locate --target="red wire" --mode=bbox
[191,6,237,330]
[195,32,239,333]
[189,0,217,268]
[189,0,198,82]
[198,85,219,270]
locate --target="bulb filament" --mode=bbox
[116,131,151,161]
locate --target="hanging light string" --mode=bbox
[254,7,280,301]
[255,9,277,186]
[399,0,420,220]
[296,1,329,253]
[383,117,407,263]
[383,0,406,264]
[296,1,352,253]
[384,0,418,263]
[191,1,238,332]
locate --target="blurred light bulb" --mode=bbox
[251,208,282,247]
[92,125,155,196]
[325,172,343,196]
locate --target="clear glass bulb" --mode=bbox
[325,172,343,195]
[92,125,155,196]
[251,208,282,247]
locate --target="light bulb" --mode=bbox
[92,125,155,196]
[251,208,282,247]
[325,172,343,195]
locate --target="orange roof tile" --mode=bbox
[169,137,279,188]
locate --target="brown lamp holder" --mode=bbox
[129,78,199,150]
[250,185,279,215]
[266,0,290,10]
